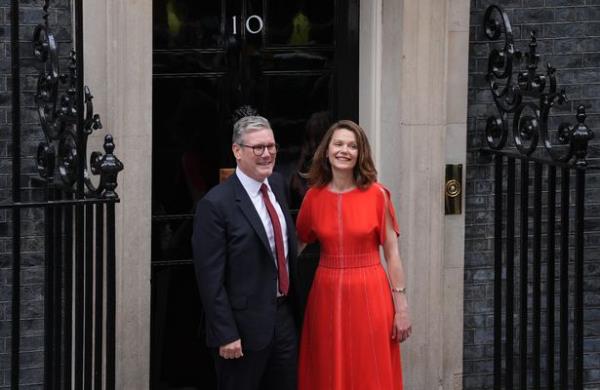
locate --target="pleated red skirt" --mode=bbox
[297,253,403,390]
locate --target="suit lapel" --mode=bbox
[231,174,274,260]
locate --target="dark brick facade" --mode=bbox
[466,0,600,388]
[0,0,71,388]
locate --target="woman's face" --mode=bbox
[327,128,358,174]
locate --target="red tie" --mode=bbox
[260,183,289,295]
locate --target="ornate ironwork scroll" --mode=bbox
[33,0,123,197]
[484,6,591,389]
[483,5,594,167]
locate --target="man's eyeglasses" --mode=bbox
[239,143,279,156]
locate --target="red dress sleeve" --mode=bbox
[376,183,400,245]
[296,188,317,243]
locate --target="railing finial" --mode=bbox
[91,135,124,199]
[571,105,594,168]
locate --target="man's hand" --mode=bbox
[219,339,243,359]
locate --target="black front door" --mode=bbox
[151,0,358,388]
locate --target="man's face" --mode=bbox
[232,128,277,182]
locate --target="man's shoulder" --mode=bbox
[202,176,237,203]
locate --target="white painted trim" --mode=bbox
[359,0,382,169]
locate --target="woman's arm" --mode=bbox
[382,208,412,343]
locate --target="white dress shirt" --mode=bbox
[235,169,289,276]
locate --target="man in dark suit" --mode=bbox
[192,115,298,390]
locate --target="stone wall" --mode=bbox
[466,0,600,388]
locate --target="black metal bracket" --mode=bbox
[33,0,123,198]
[483,5,594,167]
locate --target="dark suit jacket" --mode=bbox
[192,172,298,351]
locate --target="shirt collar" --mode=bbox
[236,168,271,196]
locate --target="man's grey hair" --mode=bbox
[232,116,272,144]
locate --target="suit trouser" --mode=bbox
[213,300,298,390]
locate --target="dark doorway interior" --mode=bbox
[151,0,359,388]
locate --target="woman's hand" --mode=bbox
[392,306,412,343]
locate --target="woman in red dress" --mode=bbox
[296,120,411,390]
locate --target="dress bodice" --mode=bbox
[296,183,399,268]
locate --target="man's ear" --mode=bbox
[232,143,242,160]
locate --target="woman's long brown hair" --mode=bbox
[305,120,377,189]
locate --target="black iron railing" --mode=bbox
[482,5,594,389]
[6,0,122,389]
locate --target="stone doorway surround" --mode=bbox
[360,0,469,389]
[84,0,152,388]
[83,0,469,388]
